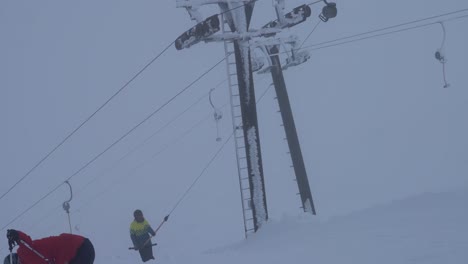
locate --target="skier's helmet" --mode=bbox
[133,209,143,218]
[3,253,19,264]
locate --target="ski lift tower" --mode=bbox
[176,0,273,236]
[175,0,337,237]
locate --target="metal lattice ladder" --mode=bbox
[222,17,256,237]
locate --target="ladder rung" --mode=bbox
[236,145,246,151]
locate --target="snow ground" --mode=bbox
[111,190,468,264]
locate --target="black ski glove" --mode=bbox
[164,215,169,222]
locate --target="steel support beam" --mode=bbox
[267,45,316,214]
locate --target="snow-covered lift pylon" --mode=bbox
[176,0,268,237]
[174,0,337,237]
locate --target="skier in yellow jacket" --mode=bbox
[130,210,156,262]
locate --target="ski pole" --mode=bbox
[19,240,52,264]
[8,235,15,264]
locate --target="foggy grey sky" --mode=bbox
[1,0,467,256]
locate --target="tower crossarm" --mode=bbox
[176,0,254,8]
[263,3,312,31]
[204,28,281,43]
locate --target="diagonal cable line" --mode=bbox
[168,78,275,216]
[0,97,228,251]
[169,132,234,215]
[0,57,225,232]
[307,0,324,6]
[10,75,273,238]
[0,41,175,202]
[0,0,266,203]
[300,13,468,52]
[74,79,227,197]
[304,8,468,49]
[75,108,217,214]
[299,20,321,49]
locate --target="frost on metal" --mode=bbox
[304,198,313,214]
[247,126,267,226]
[239,45,252,104]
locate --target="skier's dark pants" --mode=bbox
[139,242,155,262]
[70,238,95,264]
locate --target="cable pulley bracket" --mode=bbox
[319,1,337,22]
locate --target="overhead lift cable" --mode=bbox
[76,105,225,215]
[299,20,322,49]
[75,79,227,197]
[0,101,225,252]
[160,77,276,221]
[7,77,274,247]
[0,57,225,232]
[0,0,265,204]
[0,41,175,202]
[301,8,468,50]
[299,13,468,52]
[15,100,230,243]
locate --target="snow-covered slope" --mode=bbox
[135,190,468,264]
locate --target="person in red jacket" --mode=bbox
[4,229,95,264]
